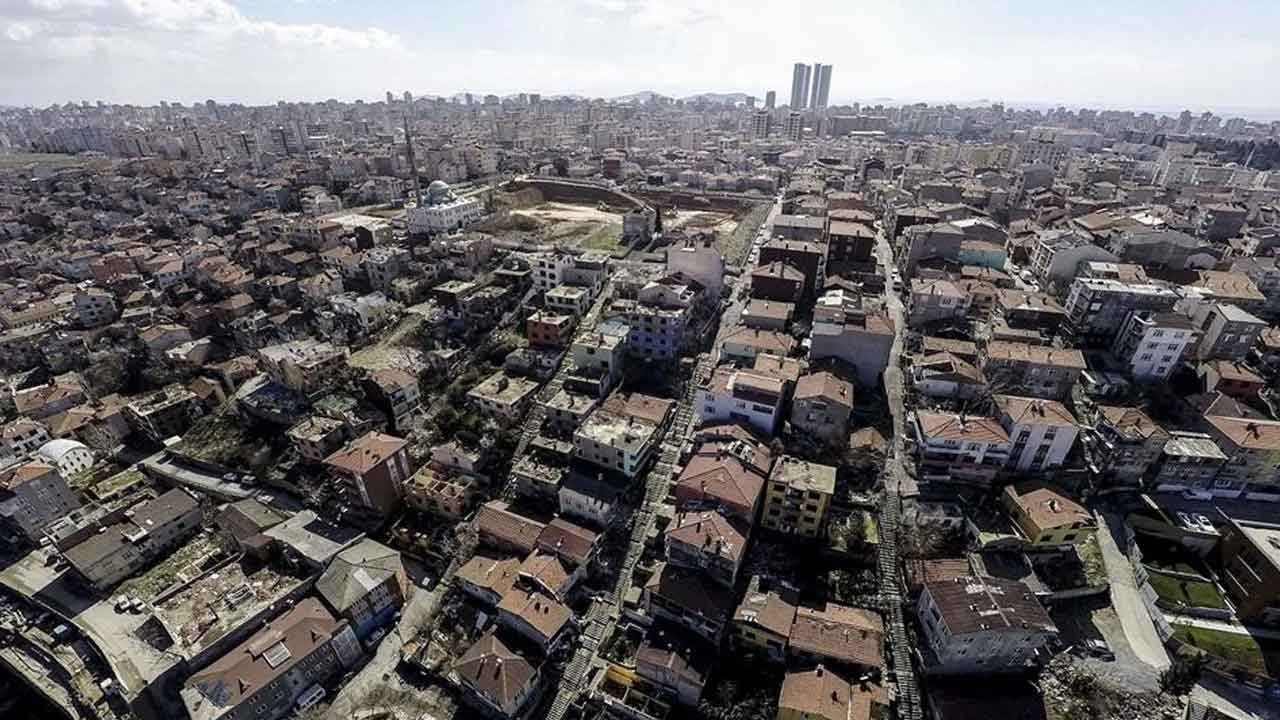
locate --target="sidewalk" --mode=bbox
[1168,613,1280,641]
[1094,512,1171,670]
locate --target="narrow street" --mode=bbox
[1093,512,1171,671]
[873,229,922,720]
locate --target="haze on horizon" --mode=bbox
[2,0,1277,118]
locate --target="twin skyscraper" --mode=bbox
[789,62,833,110]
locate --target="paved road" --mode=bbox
[1168,614,1280,641]
[1093,512,1171,671]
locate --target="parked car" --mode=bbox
[1083,638,1115,661]
[1181,489,1213,501]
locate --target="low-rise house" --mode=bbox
[635,629,714,708]
[286,415,348,464]
[455,555,521,607]
[1199,360,1266,399]
[911,352,986,400]
[720,327,796,364]
[791,372,854,448]
[665,509,748,588]
[993,395,1079,473]
[181,598,362,720]
[778,595,885,676]
[451,632,543,720]
[558,466,629,528]
[316,539,409,641]
[1001,482,1095,546]
[535,517,600,570]
[741,300,794,331]
[467,371,541,423]
[918,574,1058,675]
[1,420,51,460]
[323,432,411,515]
[476,500,545,556]
[214,499,284,556]
[777,665,889,720]
[497,587,574,652]
[761,456,836,538]
[732,585,797,661]
[643,561,734,643]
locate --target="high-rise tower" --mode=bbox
[789,63,811,109]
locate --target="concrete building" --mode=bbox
[451,632,543,720]
[760,456,836,538]
[789,63,811,109]
[790,372,854,448]
[183,598,361,720]
[323,432,411,515]
[1001,482,1095,546]
[911,412,1011,486]
[1085,405,1170,486]
[1216,519,1280,626]
[257,340,347,394]
[1198,415,1280,496]
[777,666,888,720]
[1063,277,1180,345]
[1189,302,1268,362]
[316,539,409,641]
[697,367,786,438]
[809,292,894,388]
[917,576,1058,674]
[908,279,970,329]
[467,371,542,422]
[665,509,748,588]
[574,393,672,479]
[993,395,1079,473]
[732,586,796,661]
[980,341,1086,401]
[62,488,202,590]
[0,461,80,543]
[1150,431,1228,492]
[1111,311,1195,380]
[407,180,485,234]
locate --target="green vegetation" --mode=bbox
[1146,568,1229,609]
[172,413,278,471]
[1171,625,1280,676]
[1076,535,1108,587]
[1158,651,1205,696]
[116,534,224,601]
[720,203,769,264]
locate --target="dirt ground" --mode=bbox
[502,202,741,251]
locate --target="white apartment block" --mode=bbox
[1111,311,1195,380]
[993,395,1079,473]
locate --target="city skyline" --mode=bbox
[2,0,1278,117]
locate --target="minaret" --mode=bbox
[403,113,423,258]
[403,113,422,206]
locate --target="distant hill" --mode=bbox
[610,90,670,104]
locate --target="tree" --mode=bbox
[1159,652,1206,696]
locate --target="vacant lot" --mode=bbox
[1146,567,1229,609]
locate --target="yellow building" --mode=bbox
[762,456,837,538]
[1001,481,1095,546]
[731,587,797,661]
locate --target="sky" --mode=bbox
[2,0,1278,117]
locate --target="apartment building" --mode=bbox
[917,576,1058,675]
[908,279,971,328]
[257,339,347,394]
[911,412,1012,485]
[286,415,348,464]
[1198,415,1280,496]
[366,368,421,432]
[643,561,734,643]
[451,632,544,720]
[323,432,411,515]
[1085,405,1170,486]
[697,367,786,438]
[1111,311,1195,380]
[790,372,854,448]
[1215,519,1280,626]
[183,598,361,720]
[674,428,773,525]
[1189,302,1268,362]
[1063,277,1179,345]
[573,392,672,479]
[993,395,1079,473]
[467,371,542,423]
[0,461,80,543]
[62,488,202,590]
[732,586,797,661]
[526,311,575,348]
[665,509,749,588]
[760,456,836,538]
[980,341,1086,400]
